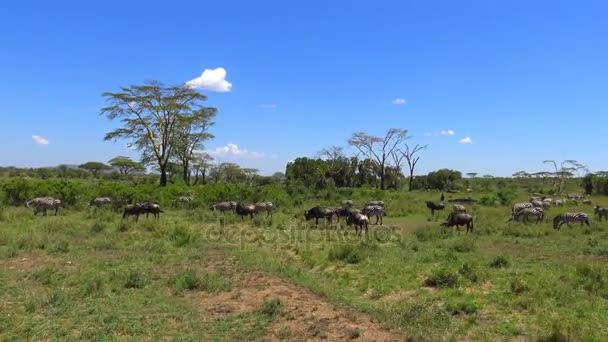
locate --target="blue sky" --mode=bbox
[1,0,607,176]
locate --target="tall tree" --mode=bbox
[79,161,110,177]
[394,143,427,192]
[191,152,213,185]
[543,160,587,193]
[348,128,409,190]
[101,81,211,186]
[108,156,144,175]
[172,107,216,184]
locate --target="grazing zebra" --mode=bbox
[26,197,63,216]
[173,196,193,208]
[89,197,112,208]
[365,200,385,208]
[594,206,608,222]
[361,205,384,225]
[425,201,445,216]
[529,197,542,203]
[553,212,590,230]
[512,202,533,216]
[511,207,544,224]
[452,204,467,214]
[530,200,544,208]
[210,201,237,214]
[253,202,274,218]
[345,213,369,235]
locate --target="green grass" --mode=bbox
[1,191,608,340]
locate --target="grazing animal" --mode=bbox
[89,197,112,208]
[553,212,590,230]
[425,201,445,216]
[345,213,369,235]
[235,203,256,220]
[141,202,163,219]
[512,202,533,217]
[529,197,542,203]
[304,206,336,225]
[173,196,193,208]
[583,199,592,205]
[440,193,445,202]
[26,197,63,216]
[594,206,608,222]
[567,194,584,200]
[122,203,145,221]
[554,199,564,207]
[511,207,544,224]
[441,212,474,233]
[341,200,354,208]
[334,207,360,223]
[447,198,477,204]
[253,202,274,218]
[452,204,467,214]
[361,205,384,225]
[210,201,237,214]
[365,200,385,208]
[530,200,544,208]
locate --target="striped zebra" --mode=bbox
[26,197,62,216]
[209,201,237,214]
[452,204,467,214]
[366,200,385,208]
[511,207,544,224]
[530,200,544,208]
[89,197,112,208]
[512,202,533,216]
[362,205,384,225]
[253,202,274,218]
[553,212,590,230]
[594,206,608,222]
[173,196,193,208]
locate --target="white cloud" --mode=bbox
[186,67,232,92]
[257,104,277,109]
[459,137,473,144]
[440,130,455,136]
[208,143,265,159]
[32,135,49,145]
[392,98,407,105]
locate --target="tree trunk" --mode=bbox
[182,163,190,185]
[408,170,414,191]
[160,169,168,186]
[380,164,386,190]
[202,169,207,185]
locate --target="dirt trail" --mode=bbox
[191,250,405,342]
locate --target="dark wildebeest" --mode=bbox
[304,206,335,225]
[345,212,370,235]
[361,205,384,225]
[210,201,237,214]
[253,202,274,218]
[122,203,145,221]
[334,207,361,223]
[441,212,474,233]
[141,202,163,219]
[235,203,256,221]
[594,206,608,222]
[425,201,445,216]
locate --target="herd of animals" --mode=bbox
[22,193,608,235]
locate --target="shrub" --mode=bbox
[459,263,481,283]
[446,300,479,315]
[328,244,363,264]
[90,221,106,233]
[50,241,69,254]
[257,298,282,317]
[423,269,459,288]
[489,256,510,269]
[451,239,476,253]
[124,270,146,289]
[170,226,197,247]
[510,278,529,295]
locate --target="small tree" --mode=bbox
[108,156,144,175]
[79,162,110,177]
[543,160,587,194]
[172,107,216,184]
[393,144,427,192]
[191,152,213,185]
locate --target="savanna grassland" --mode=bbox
[1,189,608,341]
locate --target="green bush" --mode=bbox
[510,278,530,294]
[171,269,203,292]
[124,270,146,289]
[257,298,282,317]
[423,269,459,288]
[328,244,363,264]
[489,256,510,269]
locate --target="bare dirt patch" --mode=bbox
[189,250,405,341]
[0,252,70,272]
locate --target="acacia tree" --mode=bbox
[172,107,216,184]
[101,81,212,186]
[348,128,409,190]
[393,143,427,192]
[108,156,144,175]
[79,161,110,177]
[543,160,587,193]
[191,152,213,185]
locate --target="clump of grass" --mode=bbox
[257,298,282,317]
[124,270,146,289]
[459,263,481,283]
[446,300,479,315]
[423,269,459,288]
[392,303,451,338]
[538,322,569,342]
[32,267,62,286]
[171,269,203,292]
[117,221,129,232]
[349,327,362,339]
[83,277,105,297]
[170,225,197,247]
[451,239,476,253]
[328,244,363,264]
[50,241,69,254]
[489,255,510,269]
[90,221,106,233]
[510,278,530,295]
[576,265,607,296]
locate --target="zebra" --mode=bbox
[210,201,237,214]
[530,200,544,208]
[452,204,467,214]
[512,202,533,216]
[26,197,63,216]
[529,196,542,203]
[554,199,564,207]
[361,205,384,225]
[89,197,112,208]
[553,212,590,230]
[511,207,544,224]
[365,200,385,208]
[594,206,608,222]
[173,196,193,208]
[253,202,274,218]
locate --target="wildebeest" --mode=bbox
[553,212,590,230]
[361,205,384,225]
[173,196,193,208]
[365,200,385,208]
[235,203,256,220]
[304,206,336,225]
[345,213,369,235]
[89,197,112,208]
[142,202,163,219]
[253,202,274,218]
[334,207,360,223]
[425,201,445,216]
[210,201,237,214]
[593,206,608,222]
[441,212,474,233]
[510,207,544,224]
[26,197,63,216]
[452,204,467,214]
[122,203,145,221]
